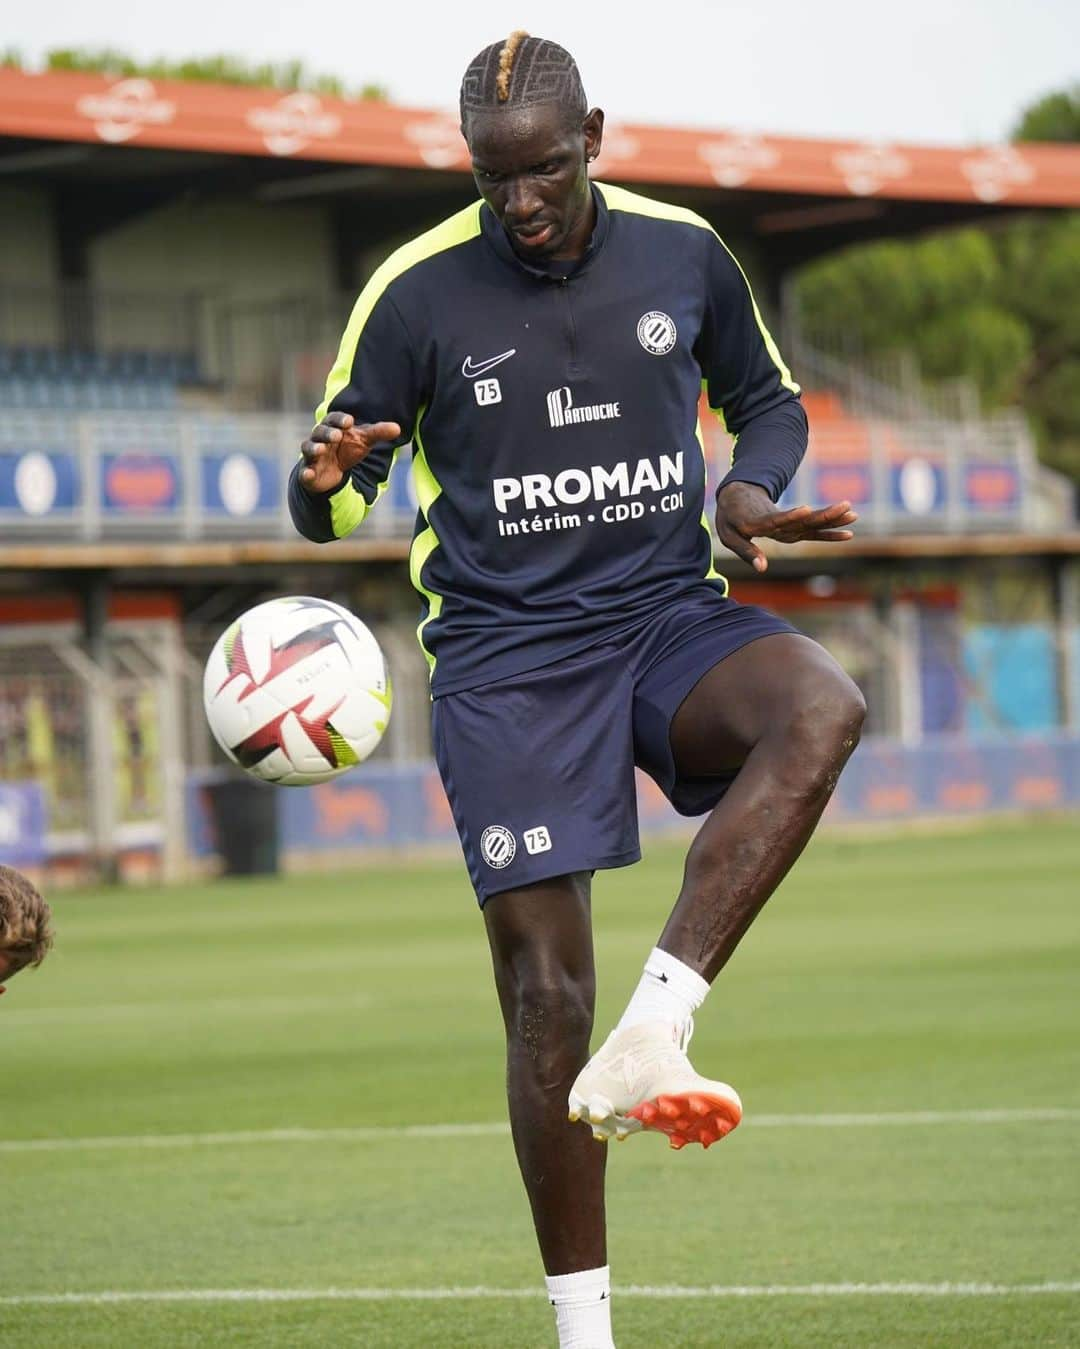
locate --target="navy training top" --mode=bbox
[288,182,807,696]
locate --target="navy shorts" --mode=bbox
[431,589,796,905]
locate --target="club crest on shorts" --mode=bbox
[480,824,516,868]
[636,311,677,355]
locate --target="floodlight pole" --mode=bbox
[83,573,119,883]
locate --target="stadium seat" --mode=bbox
[0,344,200,411]
[0,344,199,411]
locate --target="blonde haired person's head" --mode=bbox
[0,865,53,996]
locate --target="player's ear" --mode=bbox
[583,108,604,163]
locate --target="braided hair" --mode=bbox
[459,32,588,131]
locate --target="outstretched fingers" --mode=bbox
[768,501,855,530]
[299,417,401,492]
[808,501,858,528]
[765,501,857,544]
[807,528,856,542]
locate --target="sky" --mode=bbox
[10,0,1079,146]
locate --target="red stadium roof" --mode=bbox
[2,67,1079,207]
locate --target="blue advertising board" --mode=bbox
[963,626,1058,733]
[0,782,47,867]
[829,734,1080,821]
[890,458,946,517]
[964,462,1021,514]
[0,450,80,516]
[200,453,280,517]
[185,762,685,862]
[188,736,1080,866]
[813,463,873,508]
[101,453,181,514]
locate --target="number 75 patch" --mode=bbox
[524,826,551,855]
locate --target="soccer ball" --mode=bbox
[203,596,391,786]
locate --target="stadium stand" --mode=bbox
[0,66,1077,877]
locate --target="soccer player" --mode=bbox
[0,864,53,998]
[290,32,865,1348]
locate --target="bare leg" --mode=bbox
[484,872,607,1274]
[659,633,865,980]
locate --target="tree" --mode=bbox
[5,49,388,102]
[1013,85,1080,143]
[794,87,1080,482]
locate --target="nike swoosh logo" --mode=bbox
[461,349,517,378]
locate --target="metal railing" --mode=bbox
[782,410,1065,534]
[0,410,314,540]
[0,403,1067,541]
[0,282,350,408]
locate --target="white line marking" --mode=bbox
[753,1108,1080,1128]
[1,1108,1076,1155]
[622,1282,1080,1298]
[0,1123,509,1154]
[0,992,372,1026]
[1,1282,1077,1308]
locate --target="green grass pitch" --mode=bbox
[4,817,1079,1347]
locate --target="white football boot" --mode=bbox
[568,1019,742,1150]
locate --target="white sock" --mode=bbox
[615,946,710,1035]
[545,1265,614,1349]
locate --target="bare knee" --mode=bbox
[678,663,865,900]
[506,976,595,1092]
[807,664,866,749]
[782,663,866,791]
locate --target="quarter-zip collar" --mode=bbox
[480,184,610,281]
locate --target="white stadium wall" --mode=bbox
[88,201,338,386]
[89,200,335,296]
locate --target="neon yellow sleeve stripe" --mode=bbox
[330,481,369,536]
[407,412,445,676]
[700,512,727,589]
[327,445,402,538]
[411,526,443,678]
[410,430,441,517]
[316,201,484,424]
[596,181,715,230]
[692,413,728,590]
[596,181,799,398]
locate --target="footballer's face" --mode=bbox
[466,103,604,262]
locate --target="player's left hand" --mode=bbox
[714,481,856,574]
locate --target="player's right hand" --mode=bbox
[299,412,402,493]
